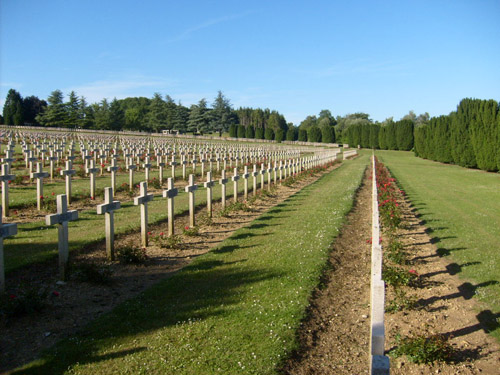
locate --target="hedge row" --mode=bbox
[344,120,414,151]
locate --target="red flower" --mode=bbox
[51,192,55,196]
[185,226,190,230]
[147,231,152,236]
[160,232,164,236]
[52,291,60,297]
[409,269,418,275]
[9,294,16,300]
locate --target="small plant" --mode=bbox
[390,333,454,363]
[0,284,49,319]
[386,289,417,313]
[73,263,113,285]
[383,264,418,288]
[148,177,162,189]
[183,226,199,236]
[152,232,182,249]
[13,174,24,185]
[198,213,213,226]
[387,239,408,265]
[117,245,148,264]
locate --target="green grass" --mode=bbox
[13,155,369,374]
[376,150,500,340]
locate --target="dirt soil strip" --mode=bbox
[281,167,372,375]
[385,188,500,374]
[282,166,500,375]
[0,163,341,374]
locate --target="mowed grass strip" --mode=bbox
[15,155,369,375]
[376,150,500,340]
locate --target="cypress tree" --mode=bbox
[469,99,498,171]
[369,124,380,149]
[237,124,246,138]
[378,126,387,150]
[264,127,274,140]
[286,127,297,141]
[450,99,477,168]
[361,124,370,147]
[275,128,285,142]
[298,128,307,141]
[229,123,237,137]
[245,126,254,139]
[307,125,322,142]
[386,122,398,150]
[255,127,264,139]
[396,119,414,150]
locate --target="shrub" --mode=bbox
[390,333,454,363]
[117,246,148,264]
[0,284,49,318]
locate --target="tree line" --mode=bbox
[414,98,500,172]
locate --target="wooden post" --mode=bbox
[60,160,76,204]
[45,195,78,281]
[30,162,49,210]
[232,167,240,203]
[0,211,17,293]
[219,170,228,209]
[203,172,215,217]
[162,178,178,237]
[134,182,154,247]
[0,164,15,217]
[184,174,198,228]
[97,187,121,260]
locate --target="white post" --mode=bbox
[184,174,198,228]
[97,187,121,260]
[134,181,154,247]
[162,178,178,237]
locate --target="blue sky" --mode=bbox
[1,0,499,125]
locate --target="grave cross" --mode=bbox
[0,211,17,293]
[30,162,49,210]
[45,194,78,281]
[162,178,178,236]
[60,160,76,204]
[219,170,228,209]
[204,172,215,217]
[97,187,121,260]
[242,165,250,200]
[107,158,119,194]
[184,174,198,228]
[143,156,152,181]
[127,164,137,192]
[232,167,240,203]
[170,156,178,181]
[267,162,272,190]
[260,164,265,190]
[86,159,99,199]
[134,182,154,247]
[252,165,258,196]
[0,164,15,217]
[27,150,37,174]
[1,150,15,171]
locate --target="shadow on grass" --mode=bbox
[10,259,283,375]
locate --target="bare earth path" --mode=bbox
[281,166,500,374]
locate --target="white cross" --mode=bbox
[162,177,178,236]
[219,170,228,209]
[97,187,121,260]
[0,164,15,217]
[0,210,17,293]
[30,162,50,210]
[134,181,154,247]
[232,167,240,202]
[204,172,215,217]
[127,164,137,192]
[242,165,250,200]
[86,159,99,199]
[184,174,198,228]
[143,156,152,181]
[252,164,258,195]
[107,158,119,194]
[45,195,78,281]
[60,160,76,204]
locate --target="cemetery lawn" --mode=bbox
[376,150,500,341]
[15,155,369,374]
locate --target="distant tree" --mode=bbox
[78,96,94,129]
[229,123,237,137]
[65,91,80,127]
[369,124,380,149]
[307,125,322,142]
[469,99,498,171]
[109,98,125,130]
[172,102,189,132]
[298,128,307,141]
[395,119,414,150]
[237,124,246,138]
[147,93,168,132]
[23,95,46,125]
[93,99,111,130]
[164,95,177,130]
[211,91,236,133]
[36,89,67,127]
[264,127,274,140]
[275,128,285,142]
[255,127,264,139]
[245,125,254,139]
[187,98,209,134]
[299,115,317,130]
[286,126,297,141]
[3,89,24,125]
[450,99,477,168]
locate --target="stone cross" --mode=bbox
[279,160,284,182]
[273,161,278,184]
[181,155,187,180]
[170,156,177,181]
[1,150,15,171]
[158,159,165,185]
[107,158,119,194]
[27,150,37,174]
[30,162,50,210]
[127,164,137,192]
[134,181,154,247]
[162,178,178,237]
[60,160,76,204]
[232,167,240,203]
[267,162,272,190]
[242,165,250,200]
[47,151,59,180]
[143,156,152,181]
[86,159,99,199]
[83,150,92,172]
[219,170,228,209]
[204,172,215,217]
[184,174,198,228]
[252,165,258,196]
[97,187,121,260]
[0,164,15,217]
[0,211,17,293]
[45,194,78,281]
[260,163,265,190]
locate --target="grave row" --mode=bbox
[0,150,340,291]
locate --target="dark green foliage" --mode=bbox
[2,89,24,125]
[390,334,454,364]
[275,128,285,142]
[450,99,477,168]
[298,128,307,141]
[23,95,47,125]
[369,124,380,149]
[286,126,297,141]
[228,123,237,137]
[378,126,387,149]
[255,127,264,139]
[264,127,274,140]
[395,119,414,150]
[307,125,321,142]
[361,123,371,147]
[237,124,245,138]
[321,126,335,143]
[385,121,398,150]
[469,99,498,171]
[245,125,254,139]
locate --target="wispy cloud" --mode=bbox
[166,12,253,44]
[64,75,178,103]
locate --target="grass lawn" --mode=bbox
[376,150,500,340]
[14,154,369,374]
